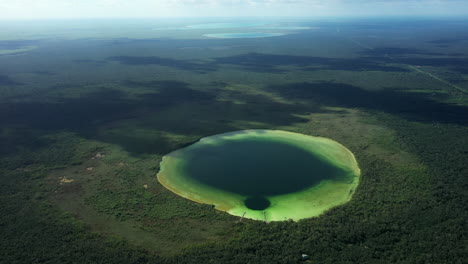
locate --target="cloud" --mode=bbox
[0,0,467,19]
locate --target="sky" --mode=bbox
[0,0,467,20]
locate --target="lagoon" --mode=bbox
[157,130,360,221]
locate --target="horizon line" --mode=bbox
[1,14,468,22]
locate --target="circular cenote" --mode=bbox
[157,130,360,221]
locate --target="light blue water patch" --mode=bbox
[152,27,190,30]
[188,23,264,29]
[255,26,311,30]
[204,32,286,39]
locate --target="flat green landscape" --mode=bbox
[0,17,467,263]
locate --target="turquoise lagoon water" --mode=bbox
[152,27,189,30]
[152,23,311,36]
[152,23,263,30]
[187,23,264,29]
[204,32,285,38]
[255,26,311,30]
[157,130,360,221]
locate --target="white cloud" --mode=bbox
[0,0,466,19]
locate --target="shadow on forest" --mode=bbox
[268,81,468,125]
[0,40,41,50]
[0,81,215,156]
[108,56,215,73]
[74,59,107,66]
[0,74,22,86]
[124,80,191,90]
[360,47,444,56]
[365,55,468,75]
[107,52,410,74]
[0,80,321,156]
[0,81,215,131]
[397,57,468,75]
[212,52,408,73]
[3,78,466,157]
[428,37,468,44]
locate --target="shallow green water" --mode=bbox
[157,130,360,221]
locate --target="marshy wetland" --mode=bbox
[0,18,467,263]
